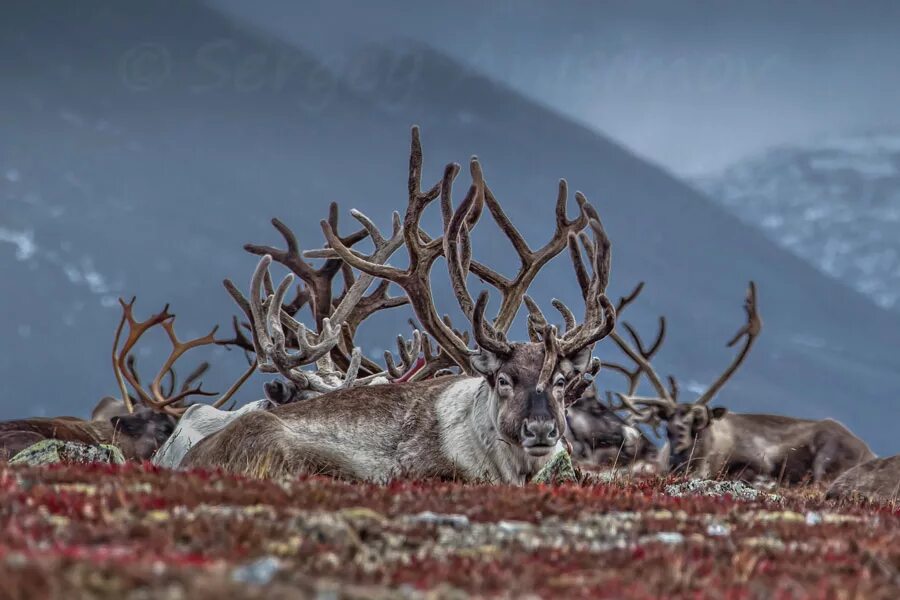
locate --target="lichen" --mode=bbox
[531,449,578,485]
[9,440,126,466]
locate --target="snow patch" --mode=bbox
[0,227,37,260]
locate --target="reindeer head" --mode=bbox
[263,378,308,406]
[110,407,177,460]
[472,340,594,456]
[611,282,761,469]
[565,386,653,465]
[663,404,728,455]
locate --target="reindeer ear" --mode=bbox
[690,405,711,429]
[562,346,594,375]
[710,406,728,420]
[110,415,148,437]
[264,380,296,406]
[470,349,503,376]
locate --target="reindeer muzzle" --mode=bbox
[521,418,560,455]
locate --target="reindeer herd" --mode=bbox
[1,127,896,502]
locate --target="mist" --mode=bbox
[211,0,900,175]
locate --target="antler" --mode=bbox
[111,298,256,416]
[307,209,410,375]
[321,127,480,372]
[521,210,616,390]
[465,181,592,334]
[244,204,367,329]
[605,281,762,424]
[383,328,424,381]
[695,281,762,406]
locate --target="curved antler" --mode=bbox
[695,281,762,406]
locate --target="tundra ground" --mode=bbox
[0,463,897,599]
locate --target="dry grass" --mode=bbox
[0,461,897,599]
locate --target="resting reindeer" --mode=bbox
[1,298,255,462]
[564,386,661,473]
[613,284,874,484]
[182,127,616,483]
[0,407,175,462]
[557,283,667,472]
[155,211,417,469]
[826,454,900,504]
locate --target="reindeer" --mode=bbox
[826,454,900,503]
[564,386,661,473]
[181,127,616,483]
[0,407,175,462]
[1,298,255,462]
[611,284,874,484]
[556,283,666,473]
[154,211,415,469]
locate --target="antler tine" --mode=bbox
[113,297,174,411]
[405,331,461,381]
[616,281,646,313]
[384,329,423,379]
[523,295,547,343]
[472,291,513,357]
[695,281,762,406]
[341,347,362,389]
[444,158,483,320]
[321,131,477,373]
[466,180,592,334]
[551,298,577,333]
[621,317,666,359]
[248,255,278,371]
[556,216,617,357]
[180,362,211,393]
[668,375,680,402]
[148,317,219,407]
[216,315,256,355]
[244,208,367,329]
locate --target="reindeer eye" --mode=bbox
[497,374,512,388]
[553,374,566,387]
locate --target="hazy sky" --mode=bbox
[212,0,900,175]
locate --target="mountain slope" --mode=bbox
[696,133,900,310]
[1,1,898,453]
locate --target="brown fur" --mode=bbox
[565,393,658,469]
[665,408,874,484]
[826,454,900,503]
[0,409,175,462]
[91,396,130,421]
[183,343,582,483]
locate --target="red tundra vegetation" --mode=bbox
[0,462,897,599]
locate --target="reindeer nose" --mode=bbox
[521,419,559,446]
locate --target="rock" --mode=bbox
[231,556,281,586]
[665,479,781,502]
[532,449,578,485]
[8,440,126,466]
[409,512,471,529]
